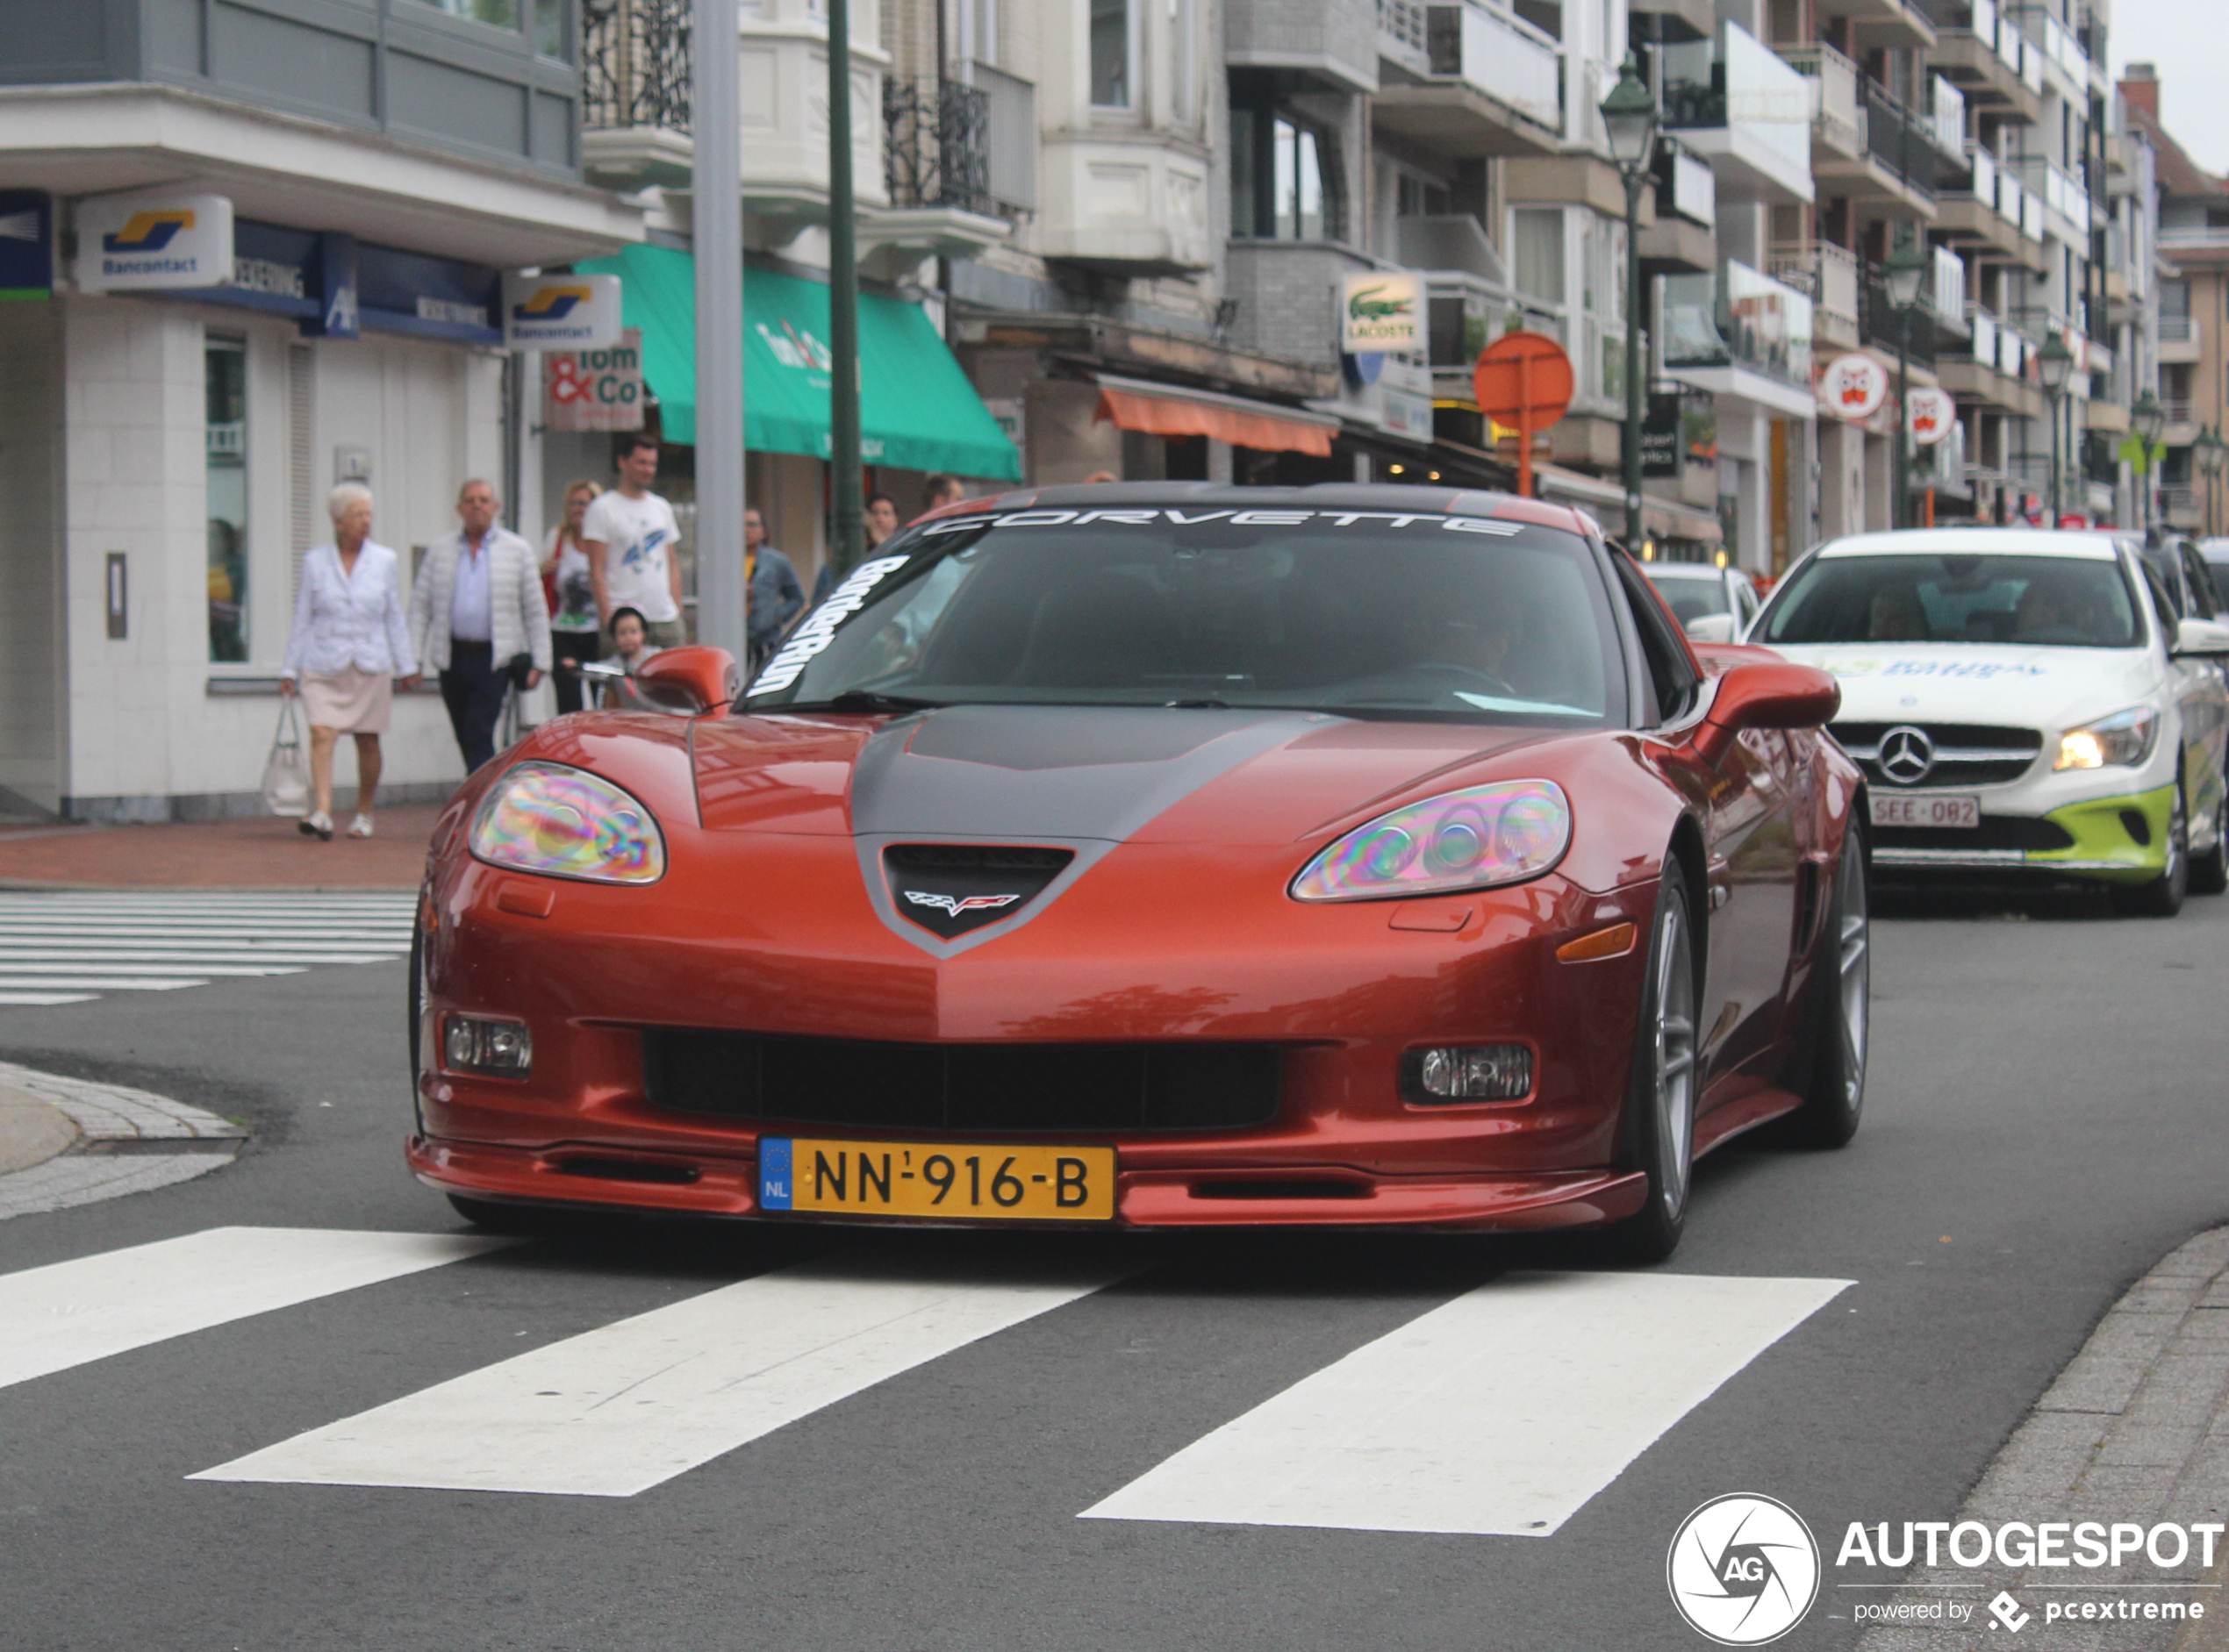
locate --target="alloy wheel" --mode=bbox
[1652,901,1698,1220]
[1836,842,1870,1112]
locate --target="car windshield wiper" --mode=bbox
[785,690,946,714]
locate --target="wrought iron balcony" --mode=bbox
[885,77,1012,220]
[583,0,691,136]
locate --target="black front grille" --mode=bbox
[1874,816,2075,853]
[644,1031,1282,1134]
[1832,721,2043,789]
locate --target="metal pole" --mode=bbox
[1623,170,1645,549]
[692,0,747,658]
[827,0,864,577]
[1895,309,1910,533]
[2048,390,2061,529]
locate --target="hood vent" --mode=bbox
[881,844,1075,939]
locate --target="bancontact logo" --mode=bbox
[512,284,593,321]
[103,211,196,254]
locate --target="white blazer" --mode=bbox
[281,541,418,679]
[409,526,554,675]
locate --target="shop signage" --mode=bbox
[503,272,623,350]
[1907,386,1956,446]
[1340,270,1423,353]
[76,190,233,292]
[1821,353,1889,421]
[1641,391,1683,478]
[0,191,52,300]
[544,328,644,431]
[1379,355,1433,441]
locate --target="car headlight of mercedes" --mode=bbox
[1291,780,1571,902]
[467,761,666,883]
[2055,707,2160,772]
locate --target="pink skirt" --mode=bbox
[299,667,393,733]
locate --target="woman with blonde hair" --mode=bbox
[541,476,606,715]
[279,483,419,840]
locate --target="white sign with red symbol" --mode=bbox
[542,327,643,432]
[1907,387,1956,447]
[1822,354,1889,421]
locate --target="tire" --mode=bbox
[2190,782,2227,896]
[2113,783,2190,918]
[1604,863,1700,1266]
[1780,829,1869,1149]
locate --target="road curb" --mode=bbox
[1857,1224,2229,1649]
[0,1060,249,1220]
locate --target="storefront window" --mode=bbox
[205,337,247,664]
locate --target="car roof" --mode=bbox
[950,481,1600,533]
[1813,528,2125,562]
[1639,562,1727,578]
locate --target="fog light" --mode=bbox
[1409,1044,1532,1103]
[443,1014,533,1077]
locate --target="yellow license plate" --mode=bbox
[757,1137,1117,1222]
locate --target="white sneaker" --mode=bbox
[348,813,375,839]
[298,810,333,841]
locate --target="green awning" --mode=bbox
[578,243,1021,480]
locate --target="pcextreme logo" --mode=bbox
[103,211,195,254]
[1666,1495,1823,1646]
[513,283,592,321]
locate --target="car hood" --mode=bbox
[1763,642,2163,730]
[692,704,1555,847]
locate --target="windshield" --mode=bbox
[1759,554,2140,649]
[747,509,1626,726]
[1643,569,1731,624]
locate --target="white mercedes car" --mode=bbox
[1752,529,2229,915]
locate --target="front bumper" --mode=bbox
[1873,783,2175,883]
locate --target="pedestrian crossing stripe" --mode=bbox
[0,892,415,1006]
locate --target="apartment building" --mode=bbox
[0,0,642,819]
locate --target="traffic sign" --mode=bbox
[1472,330,1573,499]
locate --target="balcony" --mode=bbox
[1938,306,2044,416]
[583,0,692,185]
[1862,265,1937,370]
[2161,313,2203,366]
[1927,75,1966,161]
[1930,0,2043,125]
[1373,0,1564,158]
[1659,22,1816,204]
[1815,77,1939,216]
[2007,4,2092,102]
[1661,259,1819,418]
[1776,41,1863,162]
[1639,139,1718,275]
[1766,240,1860,350]
[864,76,1018,277]
[1813,0,1938,53]
[1935,146,2044,268]
[2006,155,2090,247]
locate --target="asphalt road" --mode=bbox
[4,880,2227,1652]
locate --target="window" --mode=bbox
[205,337,248,664]
[1230,103,1342,240]
[1512,208,1565,307]
[1172,0,1196,124]
[1394,173,1451,218]
[1089,0,1130,107]
[405,0,571,60]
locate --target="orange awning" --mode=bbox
[1093,374,1338,458]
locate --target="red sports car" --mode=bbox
[408,484,1867,1260]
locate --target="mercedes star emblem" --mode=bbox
[1878,725,1936,785]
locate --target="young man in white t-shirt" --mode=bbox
[582,433,688,649]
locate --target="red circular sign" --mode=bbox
[1472,330,1574,430]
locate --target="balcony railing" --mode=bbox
[1413,0,1564,129]
[584,0,692,135]
[1933,245,1967,335]
[2007,156,2089,240]
[885,78,1001,219]
[1661,259,1816,391]
[1765,240,1860,333]
[1661,22,1813,182]
[2009,4,2091,90]
[2164,398,2197,426]
[1928,75,1965,159]
[2161,311,2197,344]
[1778,42,1862,157]
[1862,80,1939,202]
[1863,266,1938,370]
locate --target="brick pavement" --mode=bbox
[0,805,442,890]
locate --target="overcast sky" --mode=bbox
[2112,0,2229,175]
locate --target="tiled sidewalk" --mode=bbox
[0,806,443,890]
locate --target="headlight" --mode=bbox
[468,761,665,883]
[2055,707,2159,772]
[1291,780,1570,903]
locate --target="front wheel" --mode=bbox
[2114,784,2190,918]
[2189,783,2228,896]
[1604,864,1699,1265]
[1779,829,1868,1148]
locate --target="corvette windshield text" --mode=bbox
[914,508,1529,536]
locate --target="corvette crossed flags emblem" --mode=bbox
[902,890,1022,916]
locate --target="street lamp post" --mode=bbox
[1601,56,1660,552]
[1883,230,1928,533]
[826,0,864,577]
[2134,390,2168,535]
[2038,330,2075,529]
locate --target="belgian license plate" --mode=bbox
[758,1138,1117,1222]
[1871,792,1981,829]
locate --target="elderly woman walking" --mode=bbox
[279,483,419,840]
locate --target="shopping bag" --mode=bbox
[262,697,311,817]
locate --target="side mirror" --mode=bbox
[2173,618,2229,660]
[1682,613,1738,644]
[633,647,742,715]
[1690,662,1841,766]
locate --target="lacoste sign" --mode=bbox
[1340,270,1423,353]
